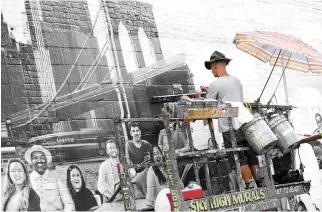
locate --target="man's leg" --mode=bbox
[240,165,253,184]
[222,131,252,184]
[243,137,260,186]
[250,165,260,179]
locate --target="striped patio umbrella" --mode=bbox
[233,31,322,73]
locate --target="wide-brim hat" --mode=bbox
[204,51,232,70]
[24,145,52,165]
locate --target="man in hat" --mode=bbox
[25,145,75,211]
[204,51,260,188]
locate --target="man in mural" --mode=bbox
[125,122,153,197]
[24,145,75,211]
[204,51,260,188]
[98,139,123,202]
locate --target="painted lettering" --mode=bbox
[232,193,244,205]
[125,202,131,209]
[211,197,218,209]
[209,198,214,209]
[190,189,266,211]
[289,186,300,193]
[195,200,206,211]
[259,189,265,199]
[213,197,219,208]
[166,158,171,166]
[218,196,227,207]
[189,201,197,212]
[251,190,259,201]
[201,199,208,211]
[244,191,251,202]
[124,192,129,200]
[172,193,178,202]
[226,195,231,205]
[120,172,125,179]
[284,187,289,193]
[173,201,179,208]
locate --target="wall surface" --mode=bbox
[1,0,322,210]
[2,0,322,134]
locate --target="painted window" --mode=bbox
[138,27,155,67]
[119,22,138,73]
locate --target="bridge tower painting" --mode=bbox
[3,0,195,147]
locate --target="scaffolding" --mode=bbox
[112,100,311,211]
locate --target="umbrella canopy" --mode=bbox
[233,31,322,73]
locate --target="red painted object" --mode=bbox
[166,188,204,211]
[195,91,200,98]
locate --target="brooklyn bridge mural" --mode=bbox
[2,0,322,211]
[1,0,195,210]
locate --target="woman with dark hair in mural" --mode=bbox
[2,158,41,211]
[145,145,184,208]
[66,165,97,211]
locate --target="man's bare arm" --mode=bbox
[124,141,133,166]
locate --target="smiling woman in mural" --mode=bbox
[2,159,41,211]
[145,145,184,208]
[66,165,98,211]
[145,145,168,208]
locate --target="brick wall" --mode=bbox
[1,13,53,138]
[1,15,27,119]
[2,0,196,139]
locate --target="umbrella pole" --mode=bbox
[282,62,289,105]
[256,50,282,103]
[280,51,291,121]
[283,70,291,121]
[280,52,298,174]
[267,52,292,106]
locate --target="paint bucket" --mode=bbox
[268,115,300,154]
[241,114,278,154]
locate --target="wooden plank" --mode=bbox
[162,107,189,211]
[114,121,136,211]
[227,117,245,191]
[185,123,201,185]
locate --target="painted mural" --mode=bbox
[1,1,195,211]
[2,0,322,211]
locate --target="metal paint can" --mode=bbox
[241,114,278,154]
[268,115,300,154]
